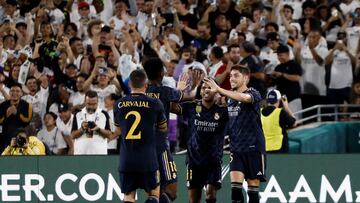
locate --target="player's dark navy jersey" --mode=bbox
[146,83,183,152]
[114,93,167,172]
[182,100,228,166]
[227,88,265,153]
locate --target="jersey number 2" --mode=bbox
[125,111,141,139]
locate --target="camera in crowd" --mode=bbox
[87,121,96,129]
[16,136,27,148]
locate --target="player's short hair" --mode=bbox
[129,69,148,89]
[86,90,98,98]
[143,57,164,81]
[231,65,250,75]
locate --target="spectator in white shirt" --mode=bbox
[0,69,10,103]
[340,0,360,16]
[104,93,120,154]
[344,8,360,55]
[37,112,67,155]
[69,73,88,112]
[325,31,357,104]
[71,90,112,155]
[56,103,74,155]
[83,64,122,110]
[109,0,130,33]
[294,28,329,110]
[22,75,49,124]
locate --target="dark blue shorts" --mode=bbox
[119,170,160,194]
[186,163,222,190]
[158,148,178,187]
[230,151,266,182]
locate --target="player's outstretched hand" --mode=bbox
[203,77,219,93]
[177,72,190,91]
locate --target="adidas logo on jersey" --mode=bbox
[257,171,262,176]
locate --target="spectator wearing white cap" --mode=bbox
[261,89,296,153]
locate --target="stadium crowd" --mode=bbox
[0,0,359,155]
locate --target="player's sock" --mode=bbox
[247,186,260,203]
[231,182,244,203]
[205,198,216,203]
[124,201,134,203]
[145,195,159,203]
[159,192,172,203]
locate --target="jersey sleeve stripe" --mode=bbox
[163,152,171,180]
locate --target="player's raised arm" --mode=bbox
[203,77,252,103]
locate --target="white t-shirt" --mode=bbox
[159,45,172,63]
[72,108,109,155]
[346,26,360,55]
[56,115,74,137]
[300,43,329,96]
[106,109,117,150]
[69,92,86,107]
[136,11,148,36]
[0,84,9,104]
[98,0,114,23]
[22,87,49,120]
[108,16,125,34]
[90,84,118,110]
[37,127,67,154]
[282,0,303,20]
[49,103,59,116]
[340,0,360,16]
[329,50,353,89]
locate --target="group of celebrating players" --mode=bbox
[113,57,266,203]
